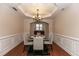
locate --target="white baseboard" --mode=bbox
[54,42,73,56]
[0,33,23,56]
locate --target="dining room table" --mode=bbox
[27,35,49,55]
[29,36,49,42]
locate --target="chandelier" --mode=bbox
[33,9,42,21]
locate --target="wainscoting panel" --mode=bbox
[54,33,79,56]
[0,33,23,56]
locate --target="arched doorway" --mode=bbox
[30,21,49,38]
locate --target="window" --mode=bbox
[39,24,43,30]
[36,24,43,31]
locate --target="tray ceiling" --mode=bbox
[18,3,58,18]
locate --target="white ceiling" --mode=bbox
[16,3,71,18]
[18,3,58,18]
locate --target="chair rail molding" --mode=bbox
[55,33,79,41]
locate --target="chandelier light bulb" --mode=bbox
[32,9,42,21]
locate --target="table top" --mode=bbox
[28,36,49,42]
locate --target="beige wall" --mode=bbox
[24,18,53,34]
[54,4,79,38]
[0,4,25,37]
[43,19,54,33]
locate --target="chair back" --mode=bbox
[33,37,44,50]
[23,33,29,45]
[49,33,53,44]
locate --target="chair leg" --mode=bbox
[48,44,53,56]
[51,45,52,49]
[23,45,26,52]
[48,45,53,52]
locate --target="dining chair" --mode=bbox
[33,37,44,51]
[23,33,33,52]
[44,33,53,50]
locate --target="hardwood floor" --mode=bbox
[5,42,70,56]
[51,43,70,56]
